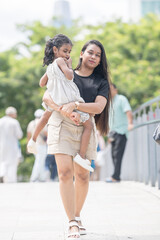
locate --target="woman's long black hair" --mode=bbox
[43,34,73,66]
[75,40,111,136]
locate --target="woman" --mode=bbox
[44,40,111,239]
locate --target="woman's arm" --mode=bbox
[43,91,79,124]
[43,91,61,112]
[60,95,107,117]
[39,72,48,87]
[77,96,107,114]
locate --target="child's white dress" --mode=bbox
[43,59,89,122]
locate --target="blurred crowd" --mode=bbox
[0,107,57,183]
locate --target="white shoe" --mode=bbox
[74,154,94,172]
[27,139,37,154]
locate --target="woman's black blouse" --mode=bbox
[73,71,109,103]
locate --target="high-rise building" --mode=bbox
[141,0,160,16]
[53,0,71,27]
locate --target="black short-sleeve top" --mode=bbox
[73,71,109,103]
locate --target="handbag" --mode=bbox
[153,124,160,144]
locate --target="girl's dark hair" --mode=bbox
[43,34,73,66]
[75,40,111,136]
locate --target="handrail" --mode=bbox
[133,96,160,115]
[132,119,160,130]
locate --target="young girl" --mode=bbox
[27,34,94,172]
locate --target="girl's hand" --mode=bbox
[70,112,80,125]
[60,102,75,117]
[65,58,72,69]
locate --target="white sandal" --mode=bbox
[75,217,87,235]
[74,154,94,172]
[27,138,37,154]
[67,220,81,240]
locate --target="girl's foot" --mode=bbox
[27,138,37,154]
[74,154,94,172]
[67,220,81,239]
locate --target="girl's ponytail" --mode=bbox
[43,39,54,66]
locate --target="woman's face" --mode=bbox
[81,44,101,69]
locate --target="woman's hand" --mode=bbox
[60,102,75,117]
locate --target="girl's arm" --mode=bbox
[60,95,107,117]
[39,72,48,87]
[56,57,73,80]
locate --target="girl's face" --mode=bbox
[53,44,72,60]
[80,44,101,69]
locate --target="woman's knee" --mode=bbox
[75,171,89,183]
[58,168,73,182]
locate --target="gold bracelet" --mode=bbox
[75,101,80,110]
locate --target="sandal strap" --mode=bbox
[68,232,80,237]
[69,220,79,228]
[75,216,81,221]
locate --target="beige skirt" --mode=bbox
[47,111,97,160]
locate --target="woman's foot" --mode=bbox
[75,217,87,235]
[67,220,81,239]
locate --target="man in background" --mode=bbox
[106,84,133,183]
[0,107,23,183]
[27,109,47,182]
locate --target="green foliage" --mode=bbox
[0,14,160,181]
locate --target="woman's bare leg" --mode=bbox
[32,110,51,141]
[55,154,75,221]
[55,154,80,238]
[74,163,90,217]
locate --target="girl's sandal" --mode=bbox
[67,220,81,240]
[75,217,87,235]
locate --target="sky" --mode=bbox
[0,0,136,52]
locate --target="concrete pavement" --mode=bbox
[0,181,160,240]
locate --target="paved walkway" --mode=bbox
[0,181,160,240]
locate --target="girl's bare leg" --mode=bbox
[79,118,93,159]
[32,110,51,141]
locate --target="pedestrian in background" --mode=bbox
[0,107,23,183]
[27,109,47,182]
[45,154,58,181]
[90,131,106,181]
[106,83,133,183]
